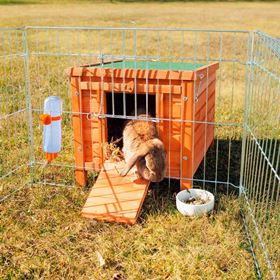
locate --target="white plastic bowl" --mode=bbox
[176,189,215,217]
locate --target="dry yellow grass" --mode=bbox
[0,2,279,37]
[1,185,255,279]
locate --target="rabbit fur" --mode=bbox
[120,116,166,182]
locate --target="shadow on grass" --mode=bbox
[139,139,242,219]
[194,139,242,195]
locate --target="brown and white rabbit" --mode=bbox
[120,116,166,182]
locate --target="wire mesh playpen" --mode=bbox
[0,27,279,278]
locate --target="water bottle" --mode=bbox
[40,96,62,162]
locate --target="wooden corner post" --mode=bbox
[181,81,194,189]
[71,77,88,187]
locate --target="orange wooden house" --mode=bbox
[68,61,219,190]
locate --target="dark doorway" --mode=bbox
[106,92,156,148]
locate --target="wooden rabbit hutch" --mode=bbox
[68,61,219,190]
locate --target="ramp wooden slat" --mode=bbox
[81,160,150,225]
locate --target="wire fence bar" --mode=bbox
[241,207,263,280]
[242,193,277,280]
[0,164,27,181]
[246,125,280,184]
[31,108,243,127]
[31,160,240,189]
[28,52,247,65]
[0,108,27,120]
[24,26,250,33]
[23,29,35,186]
[0,180,30,203]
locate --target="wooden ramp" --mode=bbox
[81,160,150,225]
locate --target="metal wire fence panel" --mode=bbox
[0,26,279,278]
[242,31,280,279]
[0,28,30,200]
[22,27,249,192]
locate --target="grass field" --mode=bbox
[0,1,279,37]
[1,185,256,279]
[0,1,280,279]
